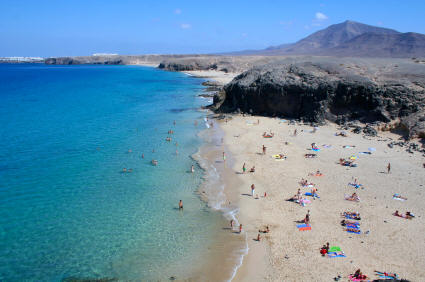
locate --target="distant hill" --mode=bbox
[232,20,425,58]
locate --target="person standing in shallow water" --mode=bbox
[191,165,194,173]
[179,200,183,210]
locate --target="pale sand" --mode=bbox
[183,70,238,85]
[216,115,425,281]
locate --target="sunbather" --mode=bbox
[341,220,360,226]
[345,193,360,202]
[343,212,361,220]
[393,194,407,200]
[249,166,255,173]
[305,153,317,158]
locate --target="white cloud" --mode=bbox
[315,12,328,21]
[174,8,181,14]
[180,23,191,29]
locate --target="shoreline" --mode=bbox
[217,115,425,281]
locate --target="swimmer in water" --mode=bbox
[141,153,144,159]
[179,200,183,210]
[122,168,127,173]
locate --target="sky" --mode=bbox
[1,0,424,57]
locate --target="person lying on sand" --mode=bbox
[342,212,361,220]
[249,166,255,173]
[335,131,348,137]
[393,194,407,200]
[374,271,398,279]
[341,220,360,226]
[305,153,317,158]
[339,158,357,167]
[308,170,323,176]
[394,210,415,219]
[345,193,360,202]
[259,226,270,233]
[345,227,361,233]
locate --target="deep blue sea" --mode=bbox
[0,64,230,281]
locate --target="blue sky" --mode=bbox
[1,0,424,57]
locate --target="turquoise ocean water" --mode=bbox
[0,64,230,281]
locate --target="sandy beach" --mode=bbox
[214,114,425,281]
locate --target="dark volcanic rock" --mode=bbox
[363,125,378,136]
[214,61,425,138]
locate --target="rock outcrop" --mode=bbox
[212,59,425,138]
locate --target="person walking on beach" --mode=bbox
[387,163,391,174]
[222,152,226,162]
[262,145,266,155]
[242,163,246,174]
[251,184,255,196]
[179,200,183,210]
[239,224,243,233]
[230,220,234,228]
[294,129,297,136]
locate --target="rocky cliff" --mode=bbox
[212,58,425,138]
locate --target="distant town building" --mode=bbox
[92,53,118,56]
[0,57,44,62]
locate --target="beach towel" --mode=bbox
[348,183,362,189]
[305,192,320,198]
[368,147,376,152]
[312,148,320,151]
[346,223,360,228]
[327,251,346,258]
[374,271,398,280]
[322,144,332,148]
[272,154,286,161]
[393,197,405,201]
[359,152,372,155]
[329,246,342,252]
[349,155,358,160]
[343,145,355,149]
[296,224,311,231]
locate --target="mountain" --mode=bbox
[321,32,425,57]
[238,20,425,58]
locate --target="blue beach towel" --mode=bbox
[305,192,320,198]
